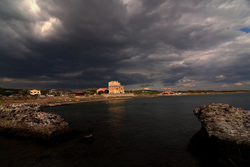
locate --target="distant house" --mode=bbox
[109,81,124,94]
[50,89,57,94]
[97,88,108,94]
[161,91,174,95]
[30,89,41,96]
[75,91,85,96]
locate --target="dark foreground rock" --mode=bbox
[191,103,250,166]
[0,103,71,139]
[194,103,250,144]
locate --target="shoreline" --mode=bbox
[0,95,135,107]
[0,91,249,107]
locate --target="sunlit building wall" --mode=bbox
[108,81,125,94]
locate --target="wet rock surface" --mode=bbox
[0,103,71,139]
[194,103,250,144]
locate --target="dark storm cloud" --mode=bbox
[1,0,250,90]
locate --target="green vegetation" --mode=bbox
[97,91,104,95]
[41,89,50,95]
[87,88,98,95]
[18,89,30,95]
[97,90,109,95]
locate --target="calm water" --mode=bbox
[1,93,250,167]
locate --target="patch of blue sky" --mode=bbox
[239,27,250,33]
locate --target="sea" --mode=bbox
[1,93,250,167]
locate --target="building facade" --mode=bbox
[108,81,124,94]
[30,89,41,96]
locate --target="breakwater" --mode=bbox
[0,103,70,139]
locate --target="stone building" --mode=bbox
[108,81,124,94]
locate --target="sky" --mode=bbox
[1,0,250,91]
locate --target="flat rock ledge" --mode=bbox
[194,103,250,144]
[0,103,71,139]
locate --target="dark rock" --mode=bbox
[192,103,250,166]
[188,128,250,167]
[194,103,250,144]
[0,103,71,139]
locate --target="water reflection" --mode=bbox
[107,100,125,132]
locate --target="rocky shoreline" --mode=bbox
[0,103,71,139]
[0,95,135,139]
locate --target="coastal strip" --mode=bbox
[1,92,249,108]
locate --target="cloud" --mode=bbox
[139,83,154,88]
[161,88,172,90]
[183,84,196,88]
[222,84,230,88]
[234,83,243,86]
[216,75,226,79]
[56,71,83,78]
[1,0,250,90]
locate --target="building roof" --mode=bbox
[97,88,108,93]
[76,91,84,94]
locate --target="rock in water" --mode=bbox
[194,103,250,144]
[192,103,250,166]
[0,103,71,139]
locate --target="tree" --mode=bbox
[41,89,50,95]
[0,87,5,94]
[98,91,104,95]
[87,88,98,95]
[18,89,30,95]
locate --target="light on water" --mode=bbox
[1,93,250,166]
